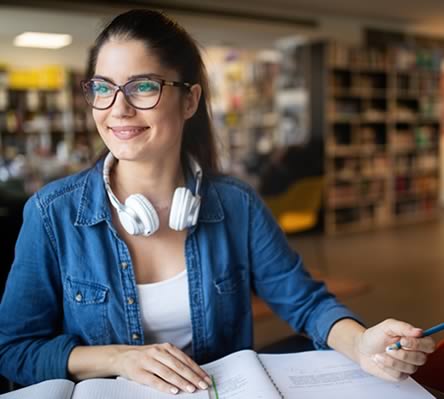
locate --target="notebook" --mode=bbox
[1,349,435,399]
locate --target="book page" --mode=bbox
[259,350,435,399]
[72,377,209,399]
[0,379,74,399]
[201,349,281,399]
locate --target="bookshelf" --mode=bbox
[0,66,95,193]
[320,42,442,235]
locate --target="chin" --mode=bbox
[105,145,142,161]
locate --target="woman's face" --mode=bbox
[92,39,197,163]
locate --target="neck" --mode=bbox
[111,156,185,209]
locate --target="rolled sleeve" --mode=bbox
[304,297,363,349]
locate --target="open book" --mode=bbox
[0,378,208,399]
[0,349,435,399]
[201,349,435,398]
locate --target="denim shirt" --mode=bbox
[0,159,359,386]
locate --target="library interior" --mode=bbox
[1,0,444,396]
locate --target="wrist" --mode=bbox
[108,345,130,376]
[352,329,366,365]
[327,318,366,363]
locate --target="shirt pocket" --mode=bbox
[213,266,251,330]
[65,276,111,344]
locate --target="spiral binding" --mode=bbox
[257,355,285,398]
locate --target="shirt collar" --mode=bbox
[74,158,224,227]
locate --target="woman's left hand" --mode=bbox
[355,318,435,381]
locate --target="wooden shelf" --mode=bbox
[395,192,438,201]
[331,88,387,98]
[326,146,360,156]
[328,115,361,123]
[392,146,436,154]
[395,169,439,177]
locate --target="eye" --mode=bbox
[92,82,112,95]
[135,80,159,93]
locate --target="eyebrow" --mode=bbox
[129,73,164,80]
[92,73,164,83]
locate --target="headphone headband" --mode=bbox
[103,153,124,211]
[103,152,202,200]
[102,152,202,235]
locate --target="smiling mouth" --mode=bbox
[109,126,149,140]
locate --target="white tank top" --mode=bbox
[136,269,193,354]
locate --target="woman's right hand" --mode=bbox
[116,343,212,395]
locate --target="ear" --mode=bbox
[183,84,202,120]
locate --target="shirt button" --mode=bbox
[132,333,140,340]
[120,262,128,270]
[127,297,135,305]
[75,293,83,302]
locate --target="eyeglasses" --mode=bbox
[80,76,192,110]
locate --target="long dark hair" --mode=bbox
[89,9,220,175]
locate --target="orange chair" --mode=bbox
[263,176,324,234]
[413,338,444,392]
[263,176,326,271]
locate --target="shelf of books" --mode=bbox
[0,65,96,194]
[324,43,442,235]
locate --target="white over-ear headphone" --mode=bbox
[103,152,202,236]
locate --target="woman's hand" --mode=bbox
[355,319,435,381]
[116,343,212,395]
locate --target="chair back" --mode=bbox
[263,176,324,233]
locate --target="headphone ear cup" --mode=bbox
[116,208,141,236]
[169,188,193,231]
[124,194,159,236]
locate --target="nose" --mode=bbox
[110,90,136,118]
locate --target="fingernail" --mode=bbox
[187,385,196,393]
[198,381,208,390]
[205,376,212,385]
[170,387,179,394]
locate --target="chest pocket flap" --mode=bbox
[66,277,109,304]
[214,267,247,295]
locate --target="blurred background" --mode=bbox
[0,0,443,362]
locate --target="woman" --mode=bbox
[0,9,435,395]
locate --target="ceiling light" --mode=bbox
[13,32,72,49]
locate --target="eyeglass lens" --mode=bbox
[84,79,161,109]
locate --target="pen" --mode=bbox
[386,321,444,351]
[211,375,219,399]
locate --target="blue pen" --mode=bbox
[386,322,444,351]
